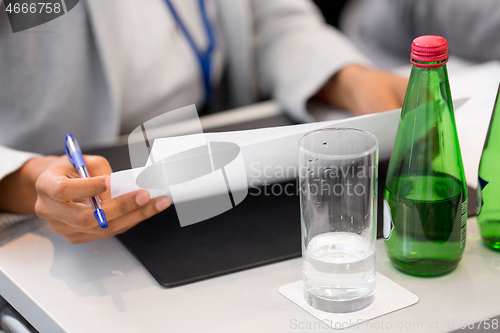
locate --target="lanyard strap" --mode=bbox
[164,0,216,105]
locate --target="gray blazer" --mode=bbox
[0,0,368,193]
[0,0,367,179]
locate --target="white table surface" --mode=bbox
[0,217,499,333]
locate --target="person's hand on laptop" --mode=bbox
[0,155,170,244]
[320,64,408,116]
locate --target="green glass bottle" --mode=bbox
[477,85,500,251]
[384,36,467,276]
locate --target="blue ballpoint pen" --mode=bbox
[65,134,108,229]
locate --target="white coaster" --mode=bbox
[279,273,419,330]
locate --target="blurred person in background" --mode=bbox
[340,0,500,69]
[0,0,407,244]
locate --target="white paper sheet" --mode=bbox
[111,61,500,201]
[451,61,500,188]
[111,110,401,201]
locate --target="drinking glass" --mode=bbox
[299,128,378,313]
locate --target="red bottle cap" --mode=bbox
[411,35,449,68]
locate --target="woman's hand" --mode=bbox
[0,155,170,244]
[321,64,408,116]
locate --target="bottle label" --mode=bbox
[478,176,489,190]
[477,176,487,216]
[477,180,483,216]
[383,199,394,241]
[460,199,467,249]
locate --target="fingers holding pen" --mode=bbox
[86,195,171,235]
[44,195,171,244]
[36,167,108,203]
[38,189,155,228]
[32,151,172,244]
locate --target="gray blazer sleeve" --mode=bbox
[0,146,39,235]
[342,0,500,65]
[0,146,39,182]
[251,0,371,122]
